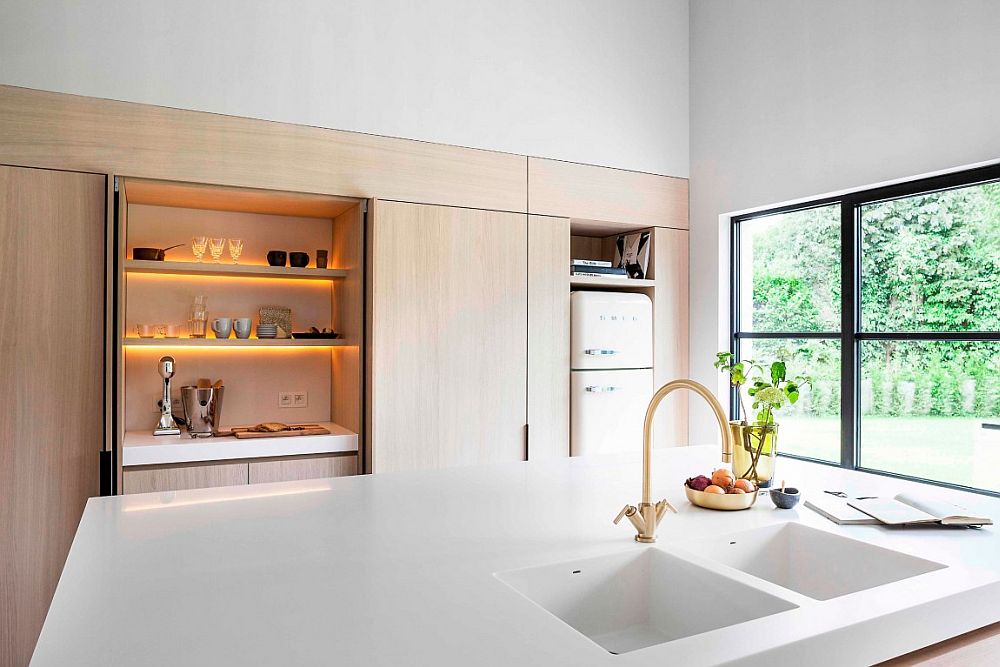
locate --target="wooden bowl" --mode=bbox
[684,484,759,511]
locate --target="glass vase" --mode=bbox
[729,420,778,487]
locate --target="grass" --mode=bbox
[778,416,1000,493]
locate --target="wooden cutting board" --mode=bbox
[230,424,331,439]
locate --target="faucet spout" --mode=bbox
[616,378,733,543]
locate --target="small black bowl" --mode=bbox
[769,487,801,509]
[289,251,310,268]
[266,250,287,267]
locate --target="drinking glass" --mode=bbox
[191,236,208,262]
[228,238,244,264]
[208,237,226,263]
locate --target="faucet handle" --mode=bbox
[653,499,677,526]
[614,504,637,525]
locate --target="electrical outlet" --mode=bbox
[154,396,183,414]
[278,392,294,408]
[292,391,308,408]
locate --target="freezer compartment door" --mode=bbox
[570,291,652,370]
[571,369,653,456]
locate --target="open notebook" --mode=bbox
[848,495,992,527]
[806,493,992,527]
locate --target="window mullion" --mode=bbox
[840,199,858,470]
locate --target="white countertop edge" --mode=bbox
[122,422,358,466]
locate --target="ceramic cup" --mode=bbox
[289,251,310,268]
[211,317,233,339]
[233,318,253,339]
[135,323,156,338]
[266,250,287,267]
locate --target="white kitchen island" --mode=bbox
[31,446,1000,666]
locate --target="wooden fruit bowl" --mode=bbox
[684,483,759,511]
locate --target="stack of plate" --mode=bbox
[256,324,278,339]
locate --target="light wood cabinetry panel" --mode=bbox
[0,166,105,667]
[123,462,249,494]
[527,215,570,459]
[0,85,526,213]
[879,620,1000,665]
[528,157,688,229]
[248,454,357,484]
[370,201,528,472]
[650,227,690,446]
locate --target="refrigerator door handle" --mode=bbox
[585,385,622,393]
[584,348,619,356]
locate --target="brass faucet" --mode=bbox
[614,379,734,543]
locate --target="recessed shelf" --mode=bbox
[124,260,347,280]
[570,275,655,288]
[123,337,346,347]
[122,421,358,466]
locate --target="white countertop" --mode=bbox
[32,446,1000,666]
[122,422,358,466]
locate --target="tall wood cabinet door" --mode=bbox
[651,227,690,446]
[370,201,527,473]
[527,215,570,459]
[0,166,105,667]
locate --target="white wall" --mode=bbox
[0,0,689,177]
[689,0,1000,443]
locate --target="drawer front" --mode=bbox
[123,462,249,494]
[248,454,357,484]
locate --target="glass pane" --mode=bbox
[738,204,840,333]
[737,339,840,463]
[859,340,1000,492]
[860,180,1000,333]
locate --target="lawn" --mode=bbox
[778,416,1000,493]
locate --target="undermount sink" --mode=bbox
[495,548,797,655]
[683,522,947,600]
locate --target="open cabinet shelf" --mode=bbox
[124,259,348,280]
[115,176,366,487]
[569,275,655,288]
[122,337,347,347]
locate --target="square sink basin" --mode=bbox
[685,522,946,601]
[495,548,797,654]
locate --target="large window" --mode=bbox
[732,165,1000,495]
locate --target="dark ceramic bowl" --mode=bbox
[266,250,287,267]
[289,251,310,268]
[769,487,801,509]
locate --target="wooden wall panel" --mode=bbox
[528,157,688,229]
[650,227,690,446]
[0,166,105,667]
[0,85,526,213]
[527,215,570,459]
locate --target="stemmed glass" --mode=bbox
[228,238,244,264]
[191,236,208,262]
[208,237,226,263]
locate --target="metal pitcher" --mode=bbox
[180,386,225,438]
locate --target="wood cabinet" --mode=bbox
[248,454,357,483]
[0,166,105,667]
[369,201,528,472]
[527,215,571,459]
[528,157,689,230]
[123,462,249,494]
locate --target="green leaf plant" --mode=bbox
[714,351,812,480]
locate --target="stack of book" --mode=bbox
[571,259,628,280]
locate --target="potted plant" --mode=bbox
[714,352,810,487]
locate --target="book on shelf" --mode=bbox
[571,259,612,268]
[571,271,629,280]
[806,493,991,527]
[570,265,627,276]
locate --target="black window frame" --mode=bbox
[731,163,1000,497]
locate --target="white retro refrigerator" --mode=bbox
[570,291,653,456]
